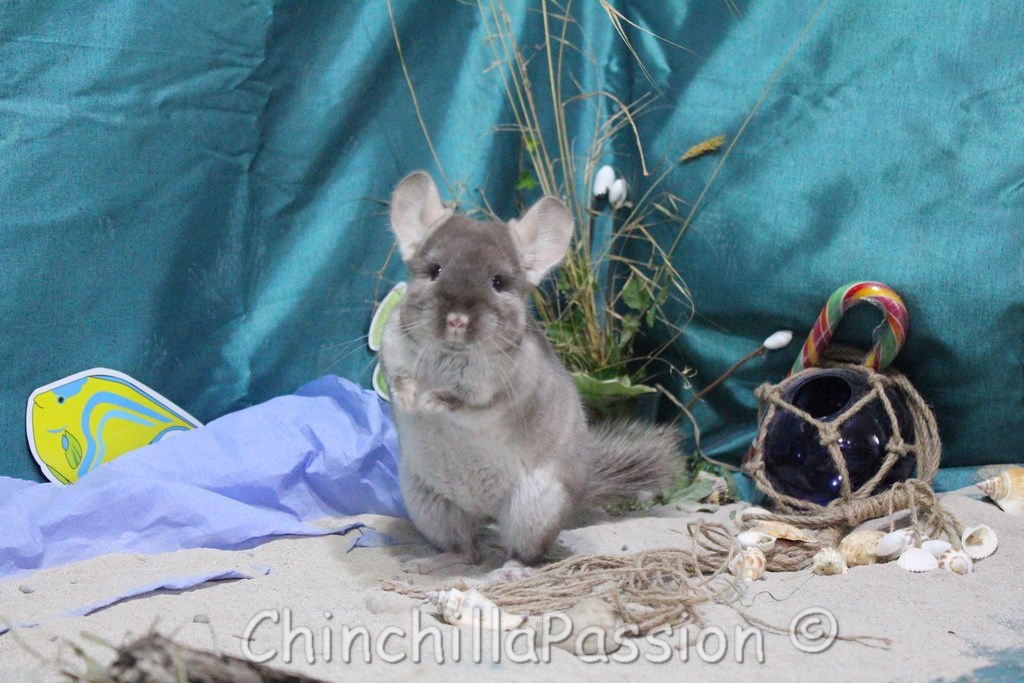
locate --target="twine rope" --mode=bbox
[383,522,741,635]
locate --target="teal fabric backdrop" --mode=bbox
[1,1,1021,482]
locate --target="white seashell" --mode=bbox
[874,528,921,560]
[728,547,767,582]
[921,539,952,558]
[896,546,938,573]
[977,466,1024,516]
[938,549,974,575]
[425,588,525,630]
[736,530,776,553]
[608,178,628,208]
[839,529,885,567]
[961,524,998,560]
[811,547,848,575]
[750,521,818,544]
[762,330,794,351]
[593,165,616,198]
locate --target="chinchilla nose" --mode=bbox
[446,312,470,331]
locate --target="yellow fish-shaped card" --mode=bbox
[26,368,202,484]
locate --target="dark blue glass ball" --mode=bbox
[762,368,916,506]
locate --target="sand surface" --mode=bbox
[1,484,1021,682]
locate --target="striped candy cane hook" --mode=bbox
[791,281,909,375]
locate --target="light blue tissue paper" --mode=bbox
[0,376,406,578]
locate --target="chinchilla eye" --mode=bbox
[491,274,504,292]
[428,263,441,281]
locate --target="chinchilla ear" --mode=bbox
[389,171,452,261]
[509,197,573,285]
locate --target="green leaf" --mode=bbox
[667,477,717,505]
[525,136,539,153]
[571,372,656,401]
[619,315,640,346]
[620,275,651,312]
[556,268,573,292]
[63,430,83,469]
[514,170,537,191]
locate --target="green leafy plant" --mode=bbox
[386,0,721,415]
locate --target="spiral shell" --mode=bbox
[897,546,938,573]
[938,549,973,575]
[839,529,885,567]
[728,547,767,582]
[425,588,525,630]
[811,547,848,575]
[961,524,998,560]
[977,466,1024,516]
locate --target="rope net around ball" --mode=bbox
[740,348,961,568]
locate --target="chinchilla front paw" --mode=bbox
[419,389,464,413]
[390,375,419,412]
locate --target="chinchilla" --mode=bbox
[380,171,679,572]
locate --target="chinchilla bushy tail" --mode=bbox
[582,420,681,506]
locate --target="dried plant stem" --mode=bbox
[684,345,766,411]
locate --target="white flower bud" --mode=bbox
[762,330,793,350]
[608,178,628,209]
[593,165,615,198]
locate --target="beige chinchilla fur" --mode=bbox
[380,171,680,572]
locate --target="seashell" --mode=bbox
[736,530,776,553]
[811,547,848,575]
[593,165,616,198]
[938,549,974,575]
[750,521,818,544]
[961,524,998,560]
[728,547,767,582]
[896,546,938,573]
[874,528,922,560]
[921,539,952,558]
[425,588,525,630]
[762,330,794,351]
[839,529,885,567]
[608,178,628,209]
[977,466,1024,516]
